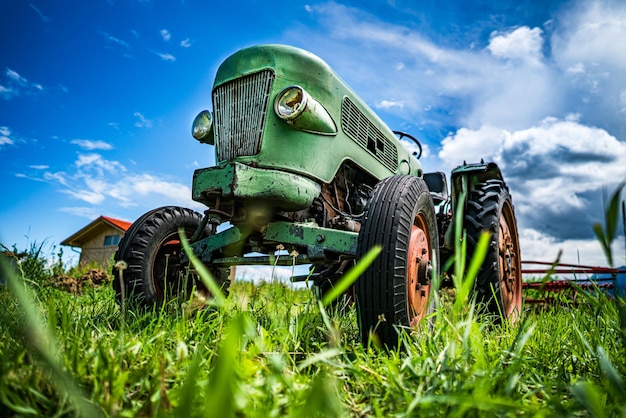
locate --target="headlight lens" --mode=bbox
[192,110,213,143]
[275,86,308,120]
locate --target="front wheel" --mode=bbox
[112,206,229,310]
[465,180,522,322]
[355,175,439,347]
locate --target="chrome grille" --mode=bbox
[213,70,275,161]
[341,97,398,172]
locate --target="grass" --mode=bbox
[1,258,625,417]
[1,182,625,417]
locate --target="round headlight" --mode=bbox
[192,110,213,142]
[274,86,308,120]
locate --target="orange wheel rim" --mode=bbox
[499,200,522,321]
[407,213,432,326]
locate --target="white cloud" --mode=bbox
[440,116,626,187]
[439,125,504,167]
[70,139,113,150]
[122,174,193,203]
[59,206,103,220]
[0,126,13,146]
[0,85,12,96]
[295,7,626,187]
[180,38,191,48]
[376,99,404,109]
[400,139,429,159]
[552,1,626,69]
[64,188,106,205]
[134,111,153,128]
[286,3,558,133]
[155,51,176,61]
[487,26,544,67]
[550,0,626,139]
[160,29,171,41]
[41,153,202,211]
[44,171,69,187]
[75,153,126,176]
[1,68,44,99]
[439,116,626,257]
[101,32,131,50]
[29,165,49,170]
[519,227,625,268]
[6,69,27,83]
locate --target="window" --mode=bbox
[103,235,120,247]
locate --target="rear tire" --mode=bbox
[464,180,522,322]
[355,175,439,347]
[112,206,228,310]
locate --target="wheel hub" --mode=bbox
[417,257,432,285]
[498,201,521,320]
[407,214,432,326]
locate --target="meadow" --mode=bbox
[1,238,625,417]
[1,183,625,417]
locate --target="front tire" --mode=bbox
[355,176,439,347]
[112,206,225,310]
[464,180,522,322]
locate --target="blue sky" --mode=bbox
[1,0,625,269]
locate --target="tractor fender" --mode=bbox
[444,161,507,251]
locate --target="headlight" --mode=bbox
[191,110,214,144]
[275,86,308,120]
[273,86,337,135]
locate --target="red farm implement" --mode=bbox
[522,260,626,303]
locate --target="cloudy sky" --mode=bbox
[1,0,625,269]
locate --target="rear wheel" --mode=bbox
[112,206,229,310]
[465,180,522,322]
[355,175,439,347]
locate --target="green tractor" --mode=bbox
[113,44,522,346]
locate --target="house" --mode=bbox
[61,216,132,267]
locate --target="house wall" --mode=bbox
[79,226,123,267]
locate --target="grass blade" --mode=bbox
[1,257,103,417]
[571,381,605,418]
[178,228,226,306]
[321,245,381,307]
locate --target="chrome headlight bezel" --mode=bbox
[274,86,309,120]
[273,86,337,135]
[191,110,214,144]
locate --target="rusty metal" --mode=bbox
[521,260,626,303]
[407,213,432,326]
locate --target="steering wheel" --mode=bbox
[393,131,423,159]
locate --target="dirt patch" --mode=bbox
[51,269,111,293]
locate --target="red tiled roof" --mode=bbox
[102,216,132,231]
[61,215,133,247]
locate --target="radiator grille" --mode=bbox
[341,97,398,172]
[213,70,275,161]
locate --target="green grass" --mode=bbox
[1,262,625,417]
[1,181,625,417]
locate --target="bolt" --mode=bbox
[316,234,325,243]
